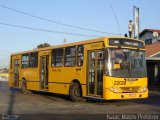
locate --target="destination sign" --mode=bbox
[109,38,144,48]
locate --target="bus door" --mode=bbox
[13,59,20,87]
[40,56,49,90]
[87,50,104,97]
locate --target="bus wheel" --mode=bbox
[69,83,85,102]
[21,80,28,94]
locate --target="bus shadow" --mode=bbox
[31,91,107,103]
[33,91,117,104]
[31,90,71,102]
[34,91,115,103]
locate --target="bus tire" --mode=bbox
[21,80,28,94]
[69,82,85,102]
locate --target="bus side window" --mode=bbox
[65,46,76,66]
[77,45,84,66]
[29,52,38,68]
[21,54,29,69]
[52,48,63,67]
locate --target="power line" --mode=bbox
[0,22,101,37]
[110,5,121,35]
[0,4,121,35]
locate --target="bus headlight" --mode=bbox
[109,87,121,93]
[138,87,147,92]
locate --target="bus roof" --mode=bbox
[11,36,144,56]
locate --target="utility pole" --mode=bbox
[133,6,140,39]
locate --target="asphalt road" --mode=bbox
[0,80,160,119]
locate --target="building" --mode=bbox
[139,29,160,89]
[139,29,160,45]
[145,42,160,89]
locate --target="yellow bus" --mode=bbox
[9,36,148,101]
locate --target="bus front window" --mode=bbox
[106,48,146,78]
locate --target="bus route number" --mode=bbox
[114,81,126,85]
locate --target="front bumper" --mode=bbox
[103,89,148,100]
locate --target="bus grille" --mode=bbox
[120,87,140,93]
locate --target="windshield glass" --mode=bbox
[106,48,146,78]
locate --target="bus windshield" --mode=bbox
[106,48,146,78]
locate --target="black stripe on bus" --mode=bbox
[19,80,86,85]
[18,80,39,82]
[48,82,70,84]
[48,82,86,85]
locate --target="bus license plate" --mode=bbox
[129,93,136,97]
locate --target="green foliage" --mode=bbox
[37,43,51,48]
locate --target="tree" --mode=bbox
[37,43,51,48]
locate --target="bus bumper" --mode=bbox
[104,89,148,100]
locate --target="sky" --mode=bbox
[0,0,160,67]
